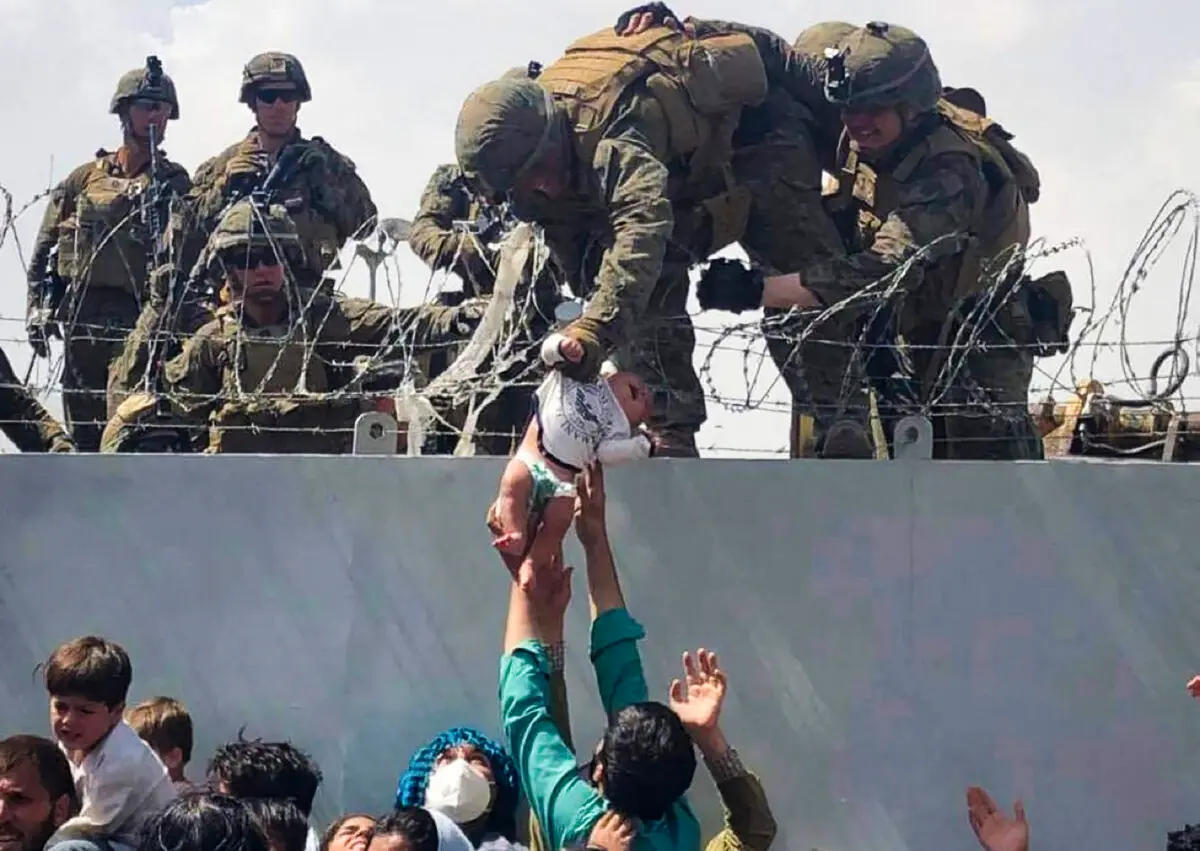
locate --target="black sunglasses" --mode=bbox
[256,89,299,105]
[220,247,281,271]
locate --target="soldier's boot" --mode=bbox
[820,419,875,459]
[648,425,700,458]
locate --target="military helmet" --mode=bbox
[792,21,856,59]
[208,199,301,255]
[110,57,180,120]
[824,21,942,114]
[240,52,312,104]
[454,76,558,198]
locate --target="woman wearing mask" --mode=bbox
[396,727,521,848]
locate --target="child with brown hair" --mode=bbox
[43,636,176,850]
[125,697,195,792]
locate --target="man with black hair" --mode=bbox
[136,794,268,851]
[499,464,699,851]
[206,739,321,817]
[366,809,438,851]
[242,800,308,851]
[0,735,79,851]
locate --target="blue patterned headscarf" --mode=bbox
[395,726,520,841]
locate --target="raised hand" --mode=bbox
[574,463,608,548]
[668,648,726,732]
[966,786,1029,851]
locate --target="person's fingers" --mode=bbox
[614,815,636,838]
[1014,800,1026,822]
[977,787,999,814]
[683,651,698,681]
[669,678,685,703]
[965,787,986,831]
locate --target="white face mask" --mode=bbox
[424,759,493,824]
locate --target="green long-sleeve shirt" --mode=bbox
[499,609,702,850]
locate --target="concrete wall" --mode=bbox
[2,455,1199,850]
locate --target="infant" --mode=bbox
[488,332,655,587]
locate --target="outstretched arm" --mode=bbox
[670,650,778,851]
[501,554,607,850]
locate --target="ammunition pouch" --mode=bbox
[1022,270,1073,357]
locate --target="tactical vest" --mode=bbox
[537,26,770,251]
[832,100,1039,326]
[233,135,343,280]
[205,307,365,453]
[56,155,157,294]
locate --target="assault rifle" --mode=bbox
[141,56,172,283]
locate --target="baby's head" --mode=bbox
[606,371,653,426]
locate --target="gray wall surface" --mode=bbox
[2,455,1200,851]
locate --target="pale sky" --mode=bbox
[1,0,1197,456]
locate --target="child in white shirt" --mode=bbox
[488,332,654,588]
[43,637,177,851]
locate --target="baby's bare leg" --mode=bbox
[492,457,534,559]
[518,495,576,591]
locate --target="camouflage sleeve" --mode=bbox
[311,143,378,244]
[338,296,486,356]
[162,328,226,421]
[0,346,73,452]
[25,167,84,304]
[407,164,467,268]
[191,151,237,227]
[801,153,988,306]
[408,164,495,291]
[687,19,831,111]
[578,97,674,351]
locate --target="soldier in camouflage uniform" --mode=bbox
[0,347,75,452]
[190,52,377,293]
[108,52,379,424]
[453,15,864,457]
[695,21,1046,459]
[409,160,564,455]
[25,60,188,451]
[107,199,486,455]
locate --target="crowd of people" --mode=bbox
[2,465,1052,851]
[0,3,1078,460]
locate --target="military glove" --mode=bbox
[49,435,77,453]
[614,2,683,33]
[696,258,764,314]
[222,150,269,194]
[560,318,607,382]
[26,308,57,359]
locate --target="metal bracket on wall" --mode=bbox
[353,412,399,456]
[893,414,933,460]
